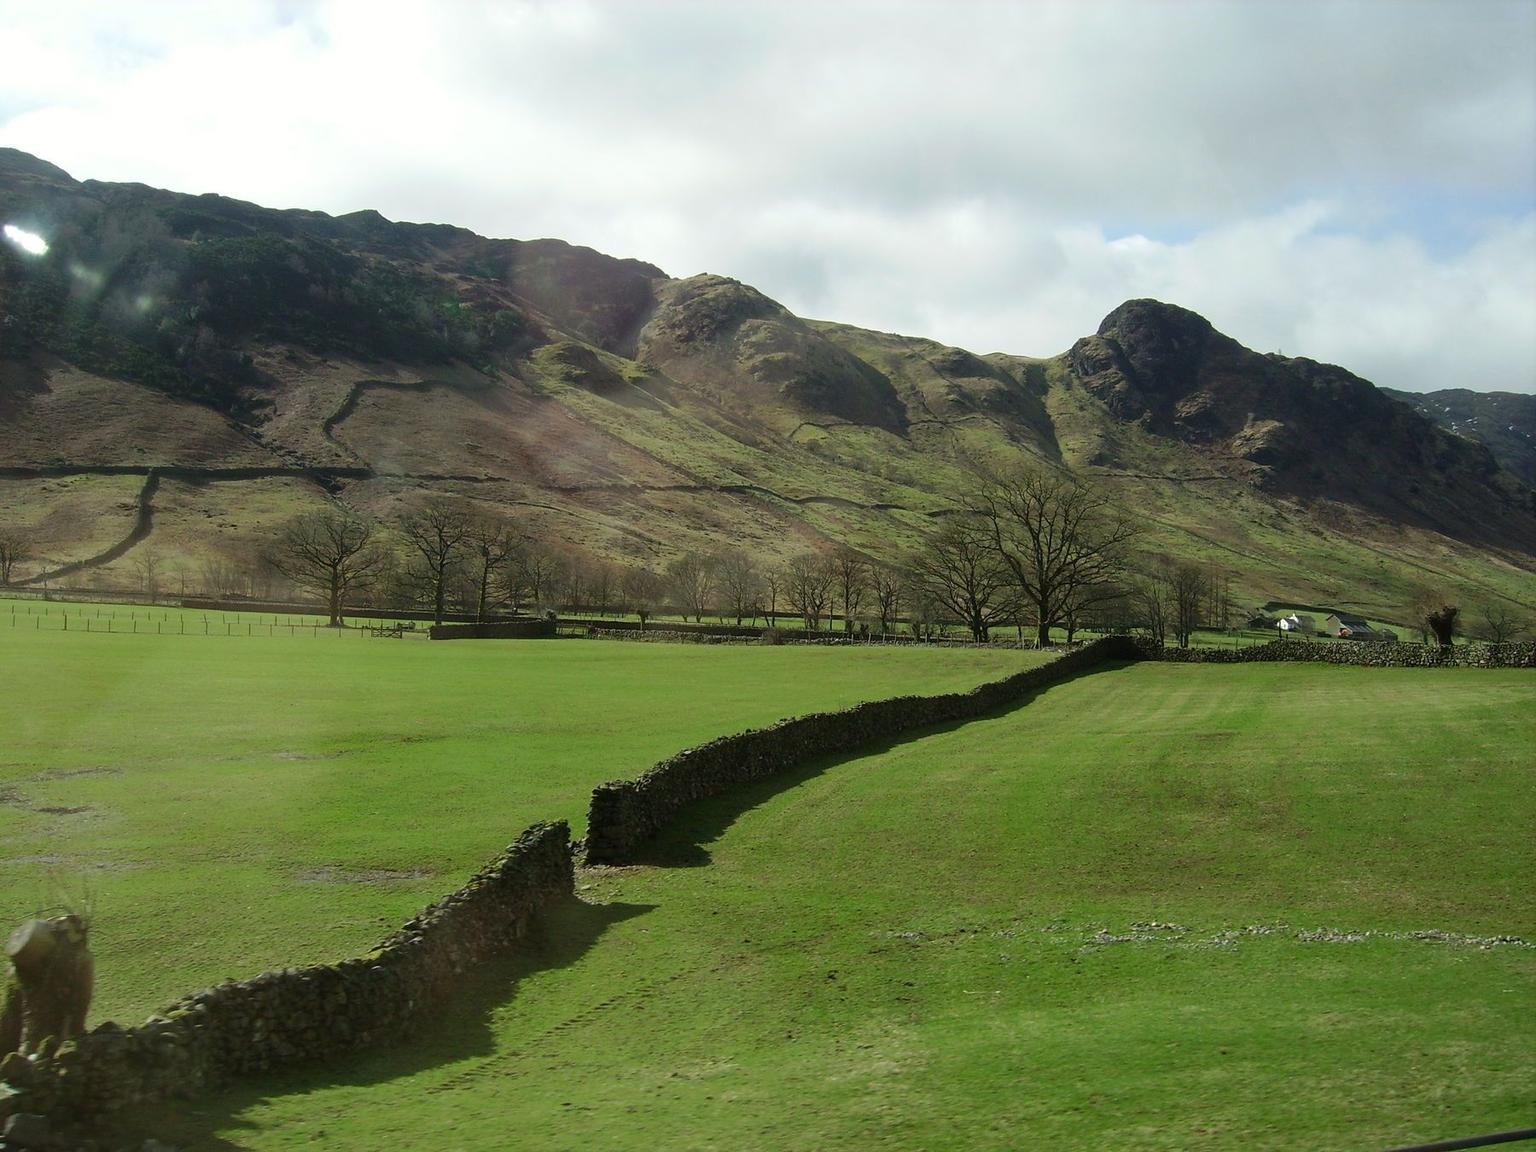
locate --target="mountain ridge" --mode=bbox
[2,148,1532,619]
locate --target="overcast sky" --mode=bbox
[3,0,1533,393]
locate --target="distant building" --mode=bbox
[1276,613,1316,634]
[1326,612,1376,639]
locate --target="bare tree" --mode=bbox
[1205,566,1232,632]
[1135,571,1172,647]
[268,510,388,626]
[1425,602,1459,648]
[760,566,784,628]
[1059,577,1124,643]
[909,521,1016,643]
[715,550,762,626]
[904,579,940,641]
[402,500,472,624]
[199,553,243,598]
[871,566,903,635]
[967,468,1138,646]
[556,552,587,614]
[666,552,718,623]
[1170,563,1209,649]
[132,545,163,602]
[0,528,31,586]
[464,515,518,622]
[620,566,664,626]
[516,542,561,609]
[1409,587,1441,644]
[785,553,836,630]
[833,548,869,633]
[1479,603,1528,645]
[588,561,617,617]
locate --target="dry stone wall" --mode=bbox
[583,635,1143,864]
[0,822,572,1121]
[429,620,558,640]
[1129,638,1536,668]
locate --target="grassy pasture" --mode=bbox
[131,661,1536,1151]
[0,613,1043,1020]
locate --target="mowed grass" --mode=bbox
[0,617,1044,1020]
[135,662,1536,1152]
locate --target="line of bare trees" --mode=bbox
[6,466,1531,646]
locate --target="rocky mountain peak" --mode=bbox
[1096,298,1217,391]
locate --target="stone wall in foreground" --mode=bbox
[1,822,573,1121]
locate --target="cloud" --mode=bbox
[1,0,1532,392]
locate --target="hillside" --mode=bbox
[2,147,1534,621]
[1385,387,1536,488]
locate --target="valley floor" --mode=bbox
[0,616,1039,1021]
[125,663,1535,1151]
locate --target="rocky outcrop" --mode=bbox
[639,275,908,431]
[1385,386,1536,488]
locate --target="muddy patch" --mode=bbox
[33,805,92,816]
[0,854,141,871]
[35,766,121,781]
[296,866,433,885]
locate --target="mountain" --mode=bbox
[2,148,1533,621]
[1384,387,1536,489]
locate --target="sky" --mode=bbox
[2,0,1533,394]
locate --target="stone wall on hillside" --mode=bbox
[429,620,559,640]
[1130,638,1536,668]
[583,635,1142,864]
[0,822,573,1121]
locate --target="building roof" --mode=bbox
[1327,612,1374,629]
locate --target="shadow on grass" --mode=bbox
[630,659,1140,869]
[110,895,653,1151]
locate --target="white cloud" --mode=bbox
[1,0,1532,392]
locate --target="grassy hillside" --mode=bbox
[3,147,1533,623]
[127,661,1536,1150]
[0,614,1040,1020]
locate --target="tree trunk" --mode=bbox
[5,917,94,1055]
[1036,620,1051,646]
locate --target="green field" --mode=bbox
[109,660,1536,1151]
[0,612,1043,1021]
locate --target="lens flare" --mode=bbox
[3,224,49,256]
